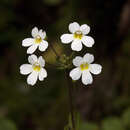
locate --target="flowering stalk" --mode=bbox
[65,69,76,130]
[20,22,102,130]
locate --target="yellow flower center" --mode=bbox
[33,63,41,72]
[35,35,42,44]
[74,31,83,40]
[80,63,89,71]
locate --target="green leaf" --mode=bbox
[122,108,130,128]
[64,112,99,130]
[102,117,125,130]
[79,122,98,130]
[64,125,70,130]
[0,118,17,130]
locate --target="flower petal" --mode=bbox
[32,27,38,37]
[90,64,102,75]
[38,56,45,67]
[73,56,83,67]
[82,36,94,47]
[39,68,47,81]
[60,34,73,44]
[83,53,94,64]
[82,71,93,85]
[22,38,34,47]
[69,22,80,33]
[27,71,38,86]
[69,67,81,80]
[27,44,38,54]
[80,24,90,35]
[28,54,38,64]
[39,30,46,39]
[71,40,83,51]
[39,40,48,51]
[20,64,33,75]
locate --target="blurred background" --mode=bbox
[0,0,130,130]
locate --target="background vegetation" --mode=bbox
[0,0,130,130]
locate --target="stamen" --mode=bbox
[33,63,41,72]
[35,35,42,44]
[80,63,89,71]
[74,31,83,40]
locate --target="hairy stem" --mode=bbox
[49,42,59,58]
[65,69,76,130]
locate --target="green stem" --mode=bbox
[65,69,76,130]
[46,62,59,68]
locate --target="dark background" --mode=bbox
[0,0,130,130]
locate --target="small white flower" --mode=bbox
[20,55,47,86]
[69,53,102,85]
[22,27,48,54]
[60,22,94,51]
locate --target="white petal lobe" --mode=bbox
[73,56,83,67]
[39,68,47,81]
[39,40,48,51]
[27,44,38,54]
[82,36,94,47]
[39,30,46,39]
[82,71,93,85]
[90,64,102,75]
[71,40,83,51]
[69,22,80,33]
[60,34,73,44]
[69,67,81,80]
[83,53,94,64]
[27,71,38,86]
[28,54,38,64]
[32,27,38,37]
[22,38,34,47]
[20,64,32,75]
[38,56,45,67]
[80,24,90,35]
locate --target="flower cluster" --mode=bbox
[20,22,102,86]
[20,27,48,86]
[61,22,102,85]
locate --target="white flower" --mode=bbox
[69,53,102,85]
[22,27,48,54]
[20,55,47,86]
[60,22,94,51]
